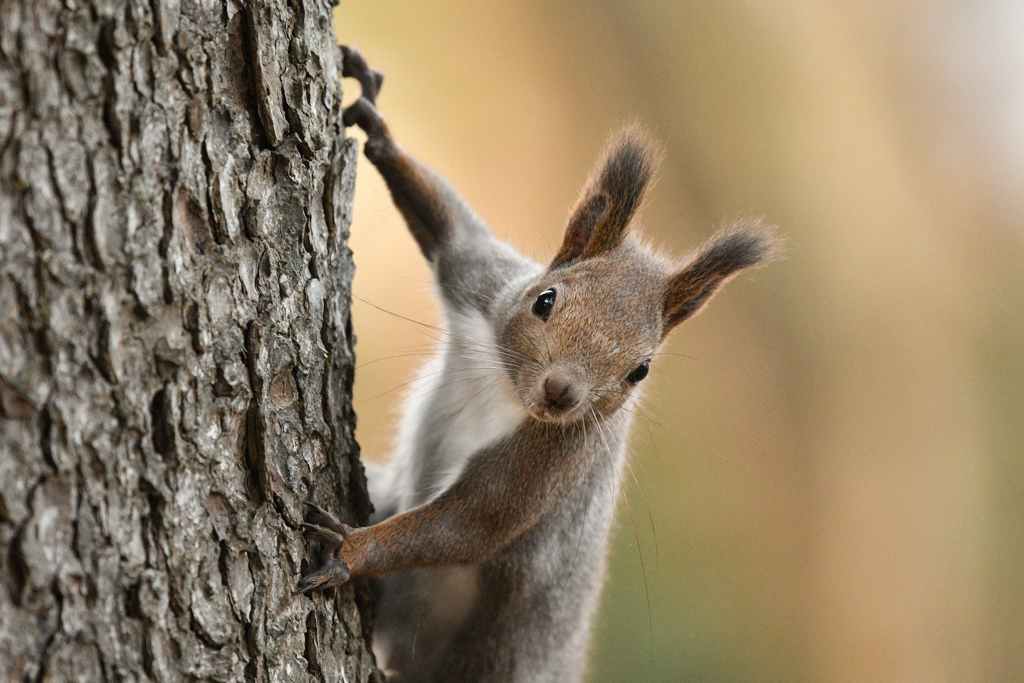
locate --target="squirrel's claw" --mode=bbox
[300,521,345,545]
[338,46,392,154]
[304,501,347,533]
[340,45,384,104]
[297,502,354,594]
[295,555,351,595]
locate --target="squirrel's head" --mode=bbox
[497,126,778,424]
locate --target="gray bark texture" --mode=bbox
[0,0,381,680]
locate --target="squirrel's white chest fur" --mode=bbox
[372,306,527,515]
[366,308,529,675]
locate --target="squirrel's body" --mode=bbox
[367,291,632,682]
[298,47,777,682]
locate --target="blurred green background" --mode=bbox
[333,2,1024,681]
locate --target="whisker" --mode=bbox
[650,351,701,362]
[358,365,508,404]
[355,294,543,369]
[443,380,509,430]
[357,351,443,370]
[396,372,509,409]
[558,409,593,601]
[618,405,733,463]
[592,411,654,664]
[621,444,659,591]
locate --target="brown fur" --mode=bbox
[552,125,663,268]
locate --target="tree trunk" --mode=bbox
[0,0,379,680]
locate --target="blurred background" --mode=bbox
[333,2,1024,681]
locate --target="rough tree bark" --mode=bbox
[0,0,380,680]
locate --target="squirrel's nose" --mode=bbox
[543,375,578,410]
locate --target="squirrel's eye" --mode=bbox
[626,360,650,385]
[533,288,556,321]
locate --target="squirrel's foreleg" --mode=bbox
[297,467,530,591]
[342,45,480,262]
[297,424,577,592]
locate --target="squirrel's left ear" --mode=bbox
[551,126,661,268]
[662,220,778,335]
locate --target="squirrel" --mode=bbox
[297,46,778,683]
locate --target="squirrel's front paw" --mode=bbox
[338,46,389,143]
[340,45,384,103]
[295,502,354,594]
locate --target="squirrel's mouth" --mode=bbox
[529,404,578,423]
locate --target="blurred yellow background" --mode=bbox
[334,2,1024,681]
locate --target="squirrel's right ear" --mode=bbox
[662,220,778,335]
[551,126,661,268]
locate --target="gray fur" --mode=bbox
[372,402,632,683]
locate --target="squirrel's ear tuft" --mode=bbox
[662,219,779,335]
[551,125,662,268]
